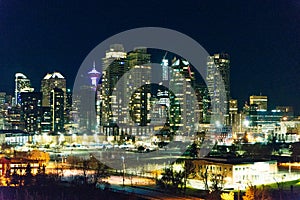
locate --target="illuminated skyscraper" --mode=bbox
[41,72,66,107]
[169,58,197,135]
[206,53,230,124]
[126,48,151,130]
[100,44,127,135]
[101,46,151,136]
[15,73,34,106]
[162,52,169,82]
[50,87,64,133]
[158,54,170,117]
[65,89,73,124]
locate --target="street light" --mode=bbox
[243,119,250,128]
[121,156,125,186]
[236,181,241,200]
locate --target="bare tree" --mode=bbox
[94,163,110,184]
[24,163,33,186]
[206,172,226,200]
[82,159,89,183]
[183,160,196,193]
[199,165,209,190]
[210,173,225,192]
[66,155,80,169]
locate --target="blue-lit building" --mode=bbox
[243,104,285,141]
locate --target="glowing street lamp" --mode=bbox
[121,156,125,186]
[58,132,65,145]
[243,119,250,127]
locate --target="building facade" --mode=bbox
[20,92,42,134]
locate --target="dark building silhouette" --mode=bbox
[50,88,64,133]
[20,92,42,134]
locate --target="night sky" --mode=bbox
[1,0,300,113]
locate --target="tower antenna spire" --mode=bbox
[88,61,101,88]
[163,51,168,59]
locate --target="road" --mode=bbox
[109,184,203,200]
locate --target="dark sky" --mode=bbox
[1,0,300,113]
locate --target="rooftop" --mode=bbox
[43,72,65,79]
[188,157,276,165]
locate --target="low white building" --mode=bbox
[0,130,32,145]
[189,157,278,190]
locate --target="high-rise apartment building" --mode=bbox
[15,73,34,106]
[20,92,42,134]
[50,87,65,133]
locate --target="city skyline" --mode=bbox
[2,50,296,115]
